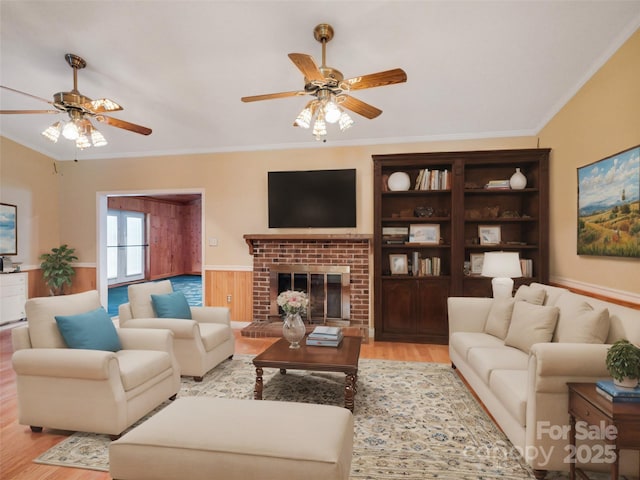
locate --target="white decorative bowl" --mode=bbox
[387,172,411,191]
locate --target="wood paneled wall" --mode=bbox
[27,267,96,298]
[205,270,253,321]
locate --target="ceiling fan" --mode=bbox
[241,24,407,140]
[0,53,152,148]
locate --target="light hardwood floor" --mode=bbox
[0,327,450,480]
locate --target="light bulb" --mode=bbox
[324,101,341,124]
[76,134,91,149]
[338,111,354,131]
[313,116,327,140]
[295,107,312,129]
[91,129,108,147]
[62,120,80,140]
[42,121,62,143]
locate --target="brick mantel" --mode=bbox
[243,234,372,329]
[244,234,372,255]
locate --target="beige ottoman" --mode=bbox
[109,397,354,480]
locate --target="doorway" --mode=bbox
[97,189,205,310]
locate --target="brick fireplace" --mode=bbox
[243,234,371,333]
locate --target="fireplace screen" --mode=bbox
[270,265,350,324]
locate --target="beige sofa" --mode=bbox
[118,280,235,381]
[448,282,640,479]
[12,290,181,436]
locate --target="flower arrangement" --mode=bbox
[276,289,309,316]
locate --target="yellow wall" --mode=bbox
[0,137,60,268]
[53,136,536,267]
[539,28,640,298]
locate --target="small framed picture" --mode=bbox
[389,254,408,275]
[470,253,485,274]
[409,223,440,244]
[478,225,501,245]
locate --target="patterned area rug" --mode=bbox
[36,355,554,479]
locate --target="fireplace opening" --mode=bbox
[270,264,350,325]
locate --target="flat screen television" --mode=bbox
[268,169,356,228]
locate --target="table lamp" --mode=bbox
[481,251,522,299]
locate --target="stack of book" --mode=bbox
[484,179,511,190]
[306,326,343,347]
[595,380,640,402]
[382,226,409,244]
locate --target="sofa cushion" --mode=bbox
[484,299,516,339]
[128,280,173,318]
[55,307,122,352]
[151,291,192,319]
[514,285,546,305]
[450,332,505,362]
[552,294,610,343]
[468,346,529,383]
[116,350,173,391]
[199,323,232,351]
[489,369,528,427]
[530,282,569,306]
[504,302,559,353]
[25,290,103,348]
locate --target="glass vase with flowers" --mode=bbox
[276,290,308,348]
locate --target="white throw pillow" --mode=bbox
[484,298,516,340]
[552,295,610,343]
[514,285,546,305]
[504,301,559,353]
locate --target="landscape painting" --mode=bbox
[0,203,17,256]
[577,145,640,257]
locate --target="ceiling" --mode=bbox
[1,1,639,161]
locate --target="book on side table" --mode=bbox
[595,380,640,402]
[306,326,343,347]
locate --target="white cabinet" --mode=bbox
[0,272,28,324]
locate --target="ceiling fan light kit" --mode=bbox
[1,53,152,150]
[241,23,407,141]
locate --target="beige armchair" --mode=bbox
[11,290,180,437]
[118,280,235,382]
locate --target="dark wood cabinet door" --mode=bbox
[416,279,449,337]
[380,279,414,334]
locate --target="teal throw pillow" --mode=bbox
[55,307,122,352]
[151,291,192,319]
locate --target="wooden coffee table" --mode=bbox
[253,336,362,412]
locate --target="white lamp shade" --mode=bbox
[481,252,522,278]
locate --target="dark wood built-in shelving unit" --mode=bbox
[373,148,550,344]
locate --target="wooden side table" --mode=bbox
[567,383,640,480]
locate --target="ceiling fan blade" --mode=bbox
[1,85,55,106]
[81,98,123,113]
[340,95,382,119]
[288,53,324,82]
[95,115,152,135]
[344,68,407,91]
[0,109,59,114]
[241,90,306,102]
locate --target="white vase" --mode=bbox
[387,172,411,191]
[282,313,306,349]
[509,168,527,190]
[614,376,639,389]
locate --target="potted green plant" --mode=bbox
[606,339,640,388]
[39,244,78,296]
